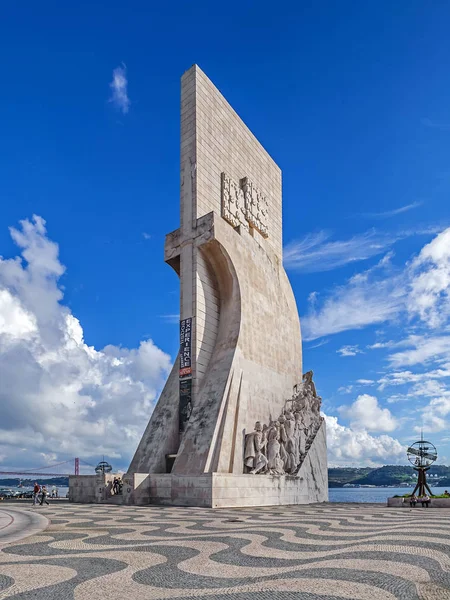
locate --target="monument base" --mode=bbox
[69,472,122,504]
[121,421,328,508]
[387,496,450,508]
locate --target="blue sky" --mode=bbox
[0,1,449,472]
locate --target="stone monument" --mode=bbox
[121,65,328,507]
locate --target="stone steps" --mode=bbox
[99,495,123,505]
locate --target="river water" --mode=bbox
[0,486,69,498]
[329,486,450,503]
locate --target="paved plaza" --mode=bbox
[1,503,450,599]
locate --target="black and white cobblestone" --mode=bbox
[0,503,450,599]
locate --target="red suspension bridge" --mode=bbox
[0,458,96,477]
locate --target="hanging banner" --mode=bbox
[179,377,192,433]
[179,317,192,378]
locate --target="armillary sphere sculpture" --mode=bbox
[94,460,113,475]
[407,437,437,497]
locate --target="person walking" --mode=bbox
[33,482,40,506]
[39,485,50,506]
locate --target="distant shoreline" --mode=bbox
[330,485,413,489]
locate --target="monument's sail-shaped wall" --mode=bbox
[123,65,328,507]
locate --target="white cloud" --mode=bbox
[378,364,450,390]
[337,345,363,357]
[0,216,171,469]
[416,396,450,433]
[284,226,441,274]
[307,339,329,349]
[356,379,375,385]
[367,341,396,349]
[109,64,130,114]
[325,414,404,466]
[0,289,36,338]
[361,201,423,219]
[383,378,450,400]
[302,257,403,340]
[410,380,449,398]
[408,228,450,328]
[302,227,450,340]
[386,394,409,404]
[159,314,180,323]
[421,117,450,131]
[416,414,446,433]
[284,229,401,273]
[338,385,353,394]
[387,335,450,367]
[339,394,398,432]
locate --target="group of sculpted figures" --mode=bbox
[244,371,323,476]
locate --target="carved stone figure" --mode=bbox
[302,400,312,439]
[293,393,306,414]
[283,411,297,473]
[311,395,322,422]
[303,370,317,397]
[303,370,322,437]
[243,371,323,476]
[251,448,268,475]
[266,421,284,475]
[294,411,304,460]
[277,414,289,471]
[244,421,268,474]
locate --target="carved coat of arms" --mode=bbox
[221,173,269,238]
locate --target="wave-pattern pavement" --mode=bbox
[1,503,450,599]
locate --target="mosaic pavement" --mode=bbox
[1,503,450,599]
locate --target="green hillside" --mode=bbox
[352,465,415,486]
[329,465,450,487]
[328,467,373,487]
